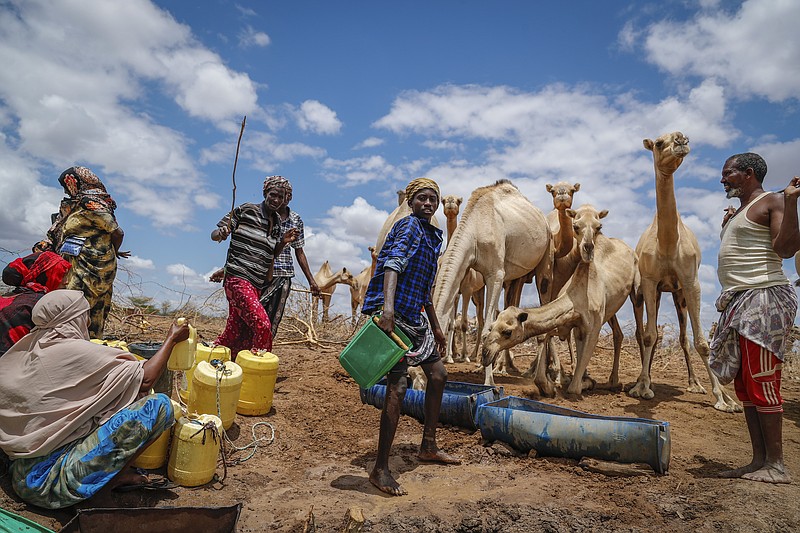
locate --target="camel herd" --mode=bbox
[317,131,749,413]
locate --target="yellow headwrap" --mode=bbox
[405,177,440,203]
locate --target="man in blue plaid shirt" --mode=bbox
[361,177,460,497]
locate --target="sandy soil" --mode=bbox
[3,317,800,532]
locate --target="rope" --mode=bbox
[211,359,276,470]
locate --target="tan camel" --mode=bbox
[441,194,485,364]
[547,182,581,259]
[482,205,640,396]
[795,253,800,286]
[629,131,740,413]
[433,180,553,386]
[376,197,440,254]
[313,261,355,322]
[347,246,378,323]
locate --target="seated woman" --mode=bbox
[0,251,71,356]
[0,290,189,509]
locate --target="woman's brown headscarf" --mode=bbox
[0,290,143,459]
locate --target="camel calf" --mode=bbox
[481,205,640,396]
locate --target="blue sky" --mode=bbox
[0,0,798,328]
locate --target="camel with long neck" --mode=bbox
[441,194,485,364]
[347,246,378,323]
[375,198,440,254]
[482,205,639,396]
[313,261,355,322]
[629,131,740,413]
[433,180,553,386]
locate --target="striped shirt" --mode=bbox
[362,215,443,325]
[217,202,282,291]
[273,209,305,278]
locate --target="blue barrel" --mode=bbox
[360,379,504,430]
[128,342,173,397]
[474,396,670,473]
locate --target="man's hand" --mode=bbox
[309,281,321,298]
[433,327,446,357]
[376,311,395,337]
[209,269,225,283]
[784,176,800,200]
[722,205,736,227]
[282,228,298,246]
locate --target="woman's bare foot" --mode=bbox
[369,469,407,496]
[742,465,791,484]
[719,462,761,478]
[108,466,148,490]
[418,448,461,464]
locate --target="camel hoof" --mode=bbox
[627,382,655,400]
[686,381,707,395]
[713,396,743,413]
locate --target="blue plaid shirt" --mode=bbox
[273,209,305,278]
[362,215,443,325]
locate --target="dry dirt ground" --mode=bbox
[3,313,800,532]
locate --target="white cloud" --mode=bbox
[354,137,385,149]
[295,100,342,135]
[423,140,464,151]
[322,155,406,187]
[125,256,156,270]
[239,26,271,48]
[639,0,800,102]
[0,0,261,233]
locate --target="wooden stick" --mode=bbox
[291,287,332,296]
[228,116,246,232]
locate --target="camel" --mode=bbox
[795,252,800,286]
[629,131,740,413]
[440,194,485,364]
[433,180,553,386]
[375,196,440,254]
[547,182,581,259]
[481,205,640,396]
[313,261,355,322]
[347,246,378,323]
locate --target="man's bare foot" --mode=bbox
[418,449,461,464]
[719,462,761,478]
[742,466,792,484]
[369,469,407,496]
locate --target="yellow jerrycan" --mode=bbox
[168,317,196,371]
[178,343,231,403]
[236,350,279,416]
[132,398,182,470]
[188,359,242,430]
[167,414,222,487]
[90,339,129,351]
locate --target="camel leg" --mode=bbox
[468,287,484,364]
[597,315,623,391]
[533,338,556,397]
[480,274,505,386]
[322,295,332,322]
[629,282,660,400]
[671,290,705,393]
[566,325,598,396]
[684,281,742,413]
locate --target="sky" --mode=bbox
[0,0,798,331]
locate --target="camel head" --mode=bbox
[643,131,690,176]
[442,195,463,219]
[368,245,377,261]
[340,267,357,287]
[396,189,406,206]
[545,181,580,211]
[480,306,533,368]
[566,204,608,263]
